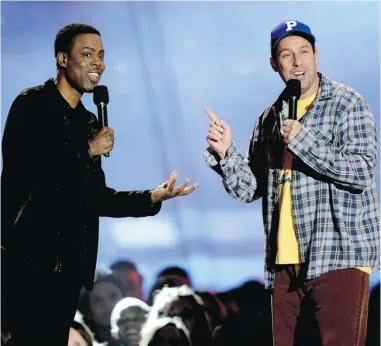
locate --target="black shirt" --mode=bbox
[2,79,161,279]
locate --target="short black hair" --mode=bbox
[148,323,191,346]
[78,274,127,317]
[110,260,138,272]
[147,276,186,306]
[157,266,190,280]
[54,23,100,69]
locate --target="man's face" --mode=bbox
[89,282,124,327]
[271,35,319,98]
[117,306,148,346]
[113,269,143,299]
[68,328,88,346]
[62,33,105,93]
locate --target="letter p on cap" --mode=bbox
[285,20,297,31]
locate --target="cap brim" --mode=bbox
[272,31,316,51]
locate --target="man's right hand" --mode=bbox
[205,107,232,159]
[89,127,114,156]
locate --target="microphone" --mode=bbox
[286,79,301,120]
[93,85,110,157]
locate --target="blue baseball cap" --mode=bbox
[271,20,316,52]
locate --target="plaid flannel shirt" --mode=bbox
[203,73,380,289]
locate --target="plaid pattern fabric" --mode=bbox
[203,73,380,289]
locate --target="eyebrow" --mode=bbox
[81,46,105,54]
[278,45,311,55]
[277,48,290,56]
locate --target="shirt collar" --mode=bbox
[316,72,335,101]
[44,78,86,112]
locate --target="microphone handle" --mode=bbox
[98,103,110,157]
[288,96,298,120]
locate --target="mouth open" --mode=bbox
[86,72,101,83]
[292,71,305,79]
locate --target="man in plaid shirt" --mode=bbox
[203,20,379,346]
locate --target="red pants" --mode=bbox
[272,265,369,346]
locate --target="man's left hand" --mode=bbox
[151,171,199,203]
[282,120,303,144]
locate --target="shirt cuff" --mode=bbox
[148,191,162,216]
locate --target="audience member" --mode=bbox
[110,297,150,346]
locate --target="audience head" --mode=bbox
[147,275,186,306]
[156,266,192,288]
[68,320,94,346]
[110,297,150,346]
[110,260,144,300]
[140,316,191,346]
[147,285,212,346]
[79,274,127,328]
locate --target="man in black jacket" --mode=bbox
[1,23,198,346]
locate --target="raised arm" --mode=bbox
[202,107,266,203]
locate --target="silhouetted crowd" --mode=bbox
[1,259,380,346]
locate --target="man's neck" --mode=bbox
[56,72,82,109]
[300,73,320,100]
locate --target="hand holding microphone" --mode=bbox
[280,79,303,144]
[93,85,112,157]
[89,127,114,156]
[282,119,302,144]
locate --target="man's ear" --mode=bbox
[270,56,279,72]
[57,52,68,69]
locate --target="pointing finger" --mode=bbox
[204,107,219,123]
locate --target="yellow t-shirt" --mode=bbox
[275,93,371,275]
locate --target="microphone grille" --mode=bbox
[286,79,301,99]
[93,85,109,105]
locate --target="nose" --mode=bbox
[292,53,301,67]
[91,56,105,70]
